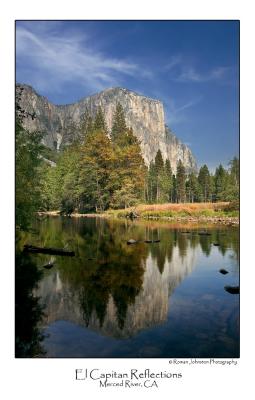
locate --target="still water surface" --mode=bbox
[15,217,239,358]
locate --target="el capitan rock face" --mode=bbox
[16,84,197,172]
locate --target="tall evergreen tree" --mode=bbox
[154,149,165,202]
[186,172,200,203]
[147,161,157,203]
[79,129,114,211]
[176,160,186,203]
[45,143,81,213]
[198,164,212,202]
[172,175,177,203]
[216,157,239,202]
[165,159,173,202]
[214,164,227,201]
[111,102,127,142]
[226,157,239,201]
[229,157,239,187]
[93,106,107,133]
[111,127,146,208]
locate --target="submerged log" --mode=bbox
[24,244,75,256]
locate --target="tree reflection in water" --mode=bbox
[68,222,146,330]
[15,251,46,357]
[18,217,239,354]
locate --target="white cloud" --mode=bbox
[163,55,182,71]
[16,24,150,94]
[176,66,231,83]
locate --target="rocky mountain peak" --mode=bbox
[16,84,197,172]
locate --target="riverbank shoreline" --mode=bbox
[37,210,239,226]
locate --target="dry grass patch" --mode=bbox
[133,202,229,214]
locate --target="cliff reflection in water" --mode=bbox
[32,217,236,339]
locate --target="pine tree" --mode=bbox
[172,175,177,203]
[229,157,239,187]
[154,150,164,202]
[198,164,212,202]
[93,106,107,133]
[111,102,127,142]
[214,164,227,201]
[226,157,239,201]
[216,157,239,202]
[79,129,114,212]
[165,159,173,202]
[147,161,157,203]
[46,143,81,214]
[186,172,200,203]
[111,127,146,208]
[176,160,186,203]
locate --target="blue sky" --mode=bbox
[16,20,239,170]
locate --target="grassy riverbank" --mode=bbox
[106,202,239,225]
[38,202,239,226]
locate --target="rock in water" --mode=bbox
[127,239,137,245]
[16,84,197,173]
[126,211,139,219]
[219,269,229,275]
[224,286,239,294]
[42,262,54,269]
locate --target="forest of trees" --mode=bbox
[16,97,239,229]
[146,154,239,205]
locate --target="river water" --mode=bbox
[15,216,239,358]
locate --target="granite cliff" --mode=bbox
[16,84,197,172]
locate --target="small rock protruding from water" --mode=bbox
[42,262,54,269]
[213,243,220,246]
[42,256,55,269]
[127,239,137,245]
[224,285,239,294]
[219,268,229,275]
[126,211,139,219]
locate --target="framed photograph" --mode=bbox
[15,20,239,361]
